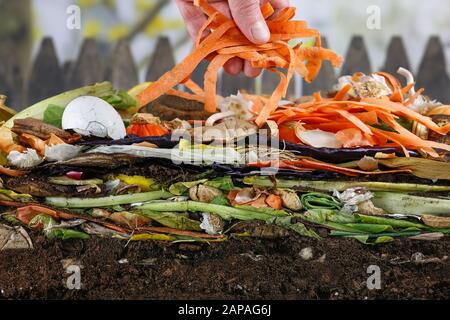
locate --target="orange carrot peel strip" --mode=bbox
[136,1,343,127]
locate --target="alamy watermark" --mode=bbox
[366,265,381,290]
[366,5,382,30]
[67,5,81,30]
[65,264,82,290]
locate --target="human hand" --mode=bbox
[175,0,290,77]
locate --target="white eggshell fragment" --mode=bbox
[62,96,126,140]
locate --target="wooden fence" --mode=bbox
[0,35,449,111]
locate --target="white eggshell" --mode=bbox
[62,96,126,140]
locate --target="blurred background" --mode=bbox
[0,0,449,109]
[1,0,449,75]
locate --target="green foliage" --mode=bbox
[101,91,137,110]
[138,210,201,231]
[43,104,65,128]
[301,193,342,210]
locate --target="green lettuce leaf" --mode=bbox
[138,210,201,231]
[43,104,65,128]
[301,193,341,210]
[101,91,137,110]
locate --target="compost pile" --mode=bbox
[1,1,450,250]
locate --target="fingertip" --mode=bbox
[271,0,290,9]
[249,21,270,44]
[224,58,244,75]
[244,62,262,78]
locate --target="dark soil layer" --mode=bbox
[1,233,449,300]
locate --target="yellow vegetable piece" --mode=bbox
[129,233,175,242]
[179,139,222,151]
[127,82,152,98]
[116,174,158,192]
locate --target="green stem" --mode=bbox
[244,176,450,193]
[138,201,288,221]
[372,192,450,216]
[45,191,173,208]
[330,230,421,238]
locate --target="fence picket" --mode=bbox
[26,37,64,105]
[62,61,75,90]
[1,35,450,111]
[191,59,209,88]
[146,37,175,82]
[340,36,372,76]
[105,40,138,90]
[416,36,450,103]
[221,72,255,96]
[381,36,411,79]
[262,69,296,97]
[0,41,23,110]
[69,39,104,89]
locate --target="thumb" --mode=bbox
[228,0,270,44]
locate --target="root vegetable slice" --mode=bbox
[136,1,342,121]
[336,128,373,148]
[255,69,288,127]
[266,194,282,210]
[204,54,235,113]
[137,20,236,108]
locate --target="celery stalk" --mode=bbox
[244,176,450,193]
[45,191,173,208]
[372,192,450,216]
[138,201,288,221]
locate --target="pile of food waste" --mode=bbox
[1,1,450,245]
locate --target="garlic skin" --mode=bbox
[7,149,43,168]
[277,189,302,211]
[44,144,82,162]
[357,200,386,216]
[200,213,225,235]
[204,92,255,128]
[334,187,374,214]
[334,74,392,99]
[218,92,254,120]
[189,185,222,203]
